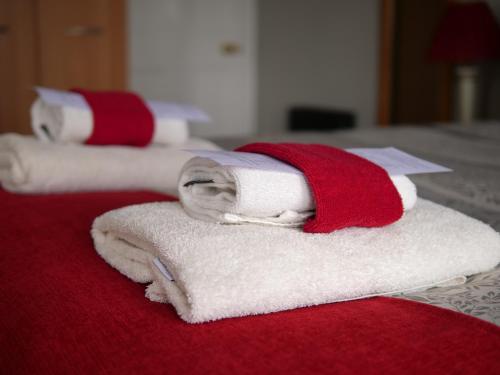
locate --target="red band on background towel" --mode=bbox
[236,143,404,233]
[72,89,154,147]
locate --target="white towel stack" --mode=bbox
[89,147,500,323]
[0,87,219,194]
[31,96,189,145]
[0,134,219,194]
[92,199,500,323]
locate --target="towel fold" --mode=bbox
[178,155,417,227]
[31,95,189,145]
[91,199,500,323]
[0,134,219,194]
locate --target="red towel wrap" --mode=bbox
[235,143,404,233]
[72,89,154,147]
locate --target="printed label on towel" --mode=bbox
[153,258,175,282]
[187,148,452,176]
[35,86,211,123]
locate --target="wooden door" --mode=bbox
[0,0,38,134]
[0,0,126,134]
[37,0,126,90]
[378,0,452,126]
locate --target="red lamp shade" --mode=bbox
[430,1,500,63]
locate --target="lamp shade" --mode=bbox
[430,1,500,63]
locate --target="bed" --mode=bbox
[1,124,499,373]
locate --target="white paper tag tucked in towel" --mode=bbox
[35,86,211,123]
[347,147,452,175]
[187,147,451,176]
[147,101,211,123]
[36,87,90,110]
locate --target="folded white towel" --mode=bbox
[91,199,500,323]
[31,97,189,145]
[0,134,219,194]
[178,156,418,226]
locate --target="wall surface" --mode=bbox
[257,0,379,133]
[129,0,379,136]
[129,0,188,102]
[129,0,257,138]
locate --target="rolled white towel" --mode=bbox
[0,134,219,194]
[91,199,500,323]
[31,97,189,145]
[178,156,418,227]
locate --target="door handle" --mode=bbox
[65,25,103,37]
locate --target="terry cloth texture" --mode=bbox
[72,89,155,146]
[2,189,500,374]
[178,156,417,227]
[92,199,500,323]
[31,95,189,146]
[236,143,404,232]
[0,133,219,194]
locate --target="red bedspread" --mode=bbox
[1,189,499,374]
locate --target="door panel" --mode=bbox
[392,0,451,124]
[36,0,126,90]
[0,0,126,134]
[129,0,256,138]
[377,0,452,126]
[0,0,38,134]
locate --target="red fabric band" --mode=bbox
[236,143,404,233]
[72,89,154,147]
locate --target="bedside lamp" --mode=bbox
[430,1,500,125]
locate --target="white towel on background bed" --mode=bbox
[91,199,500,323]
[0,133,219,194]
[31,98,190,145]
[178,156,418,226]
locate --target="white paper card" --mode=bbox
[35,86,211,123]
[188,149,303,175]
[36,87,90,110]
[147,100,211,123]
[346,147,452,175]
[187,147,451,176]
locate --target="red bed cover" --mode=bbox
[1,189,499,374]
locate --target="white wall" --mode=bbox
[257,0,379,133]
[129,0,189,102]
[128,0,257,138]
[129,0,379,136]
